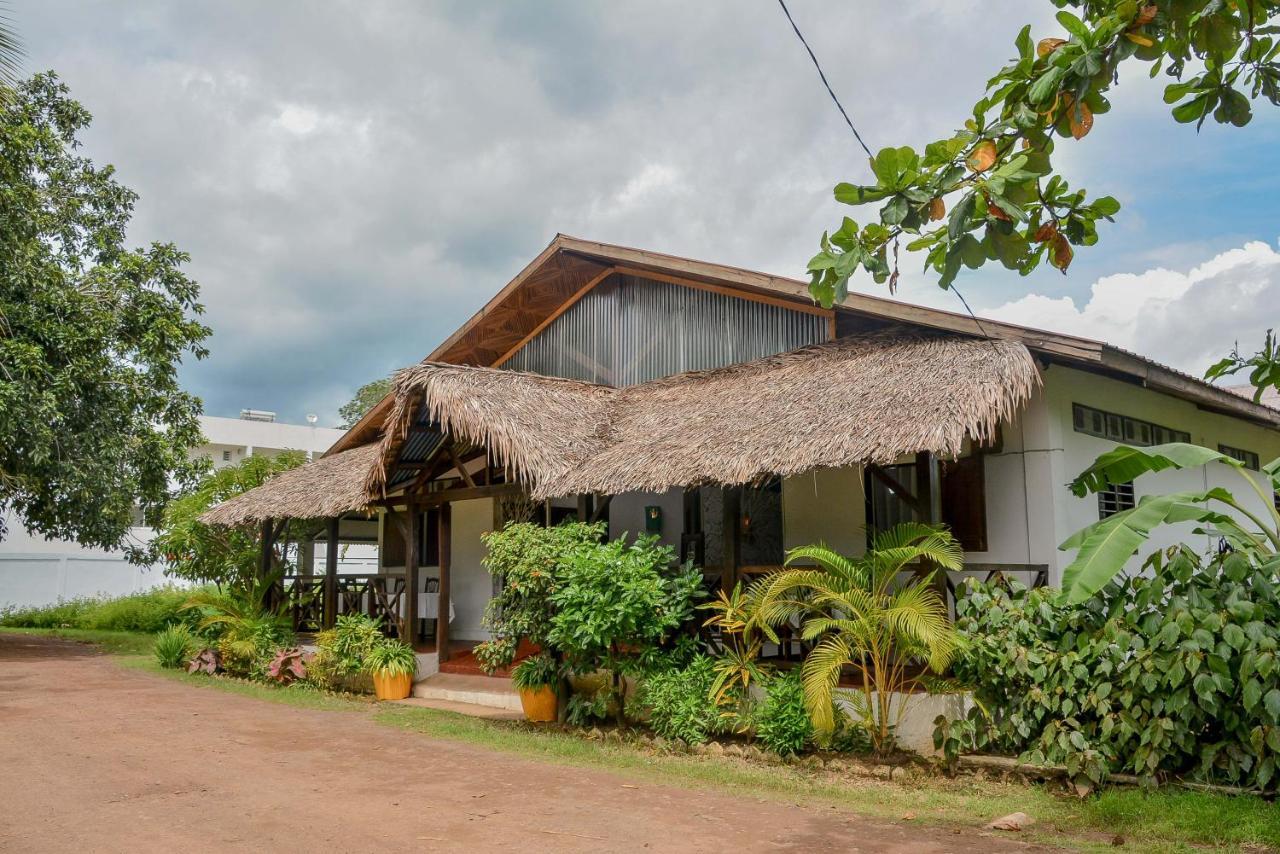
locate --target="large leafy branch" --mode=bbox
[807,0,1280,307]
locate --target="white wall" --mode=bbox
[1041,366,1280,581]
[448,498,495,641]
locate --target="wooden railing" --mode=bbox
[280,574,407,637]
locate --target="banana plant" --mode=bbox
[750,523,963,753]
[1060,443,1280,604]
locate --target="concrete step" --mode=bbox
[411,672,523,712]
[394,696,524,721]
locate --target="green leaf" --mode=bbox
[948,193,976,242]
[1029,65,1069,105]
[1092,196,1121,217]
[1244,678,1263,711]
[1059,491,1238,604]
[1266,688,1280,722]
[1056,10,1091,41]
[834,183,889,205]
[1069,443,1243,497]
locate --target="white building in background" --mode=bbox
[0,411,377,610]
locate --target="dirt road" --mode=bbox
[0,634,1046,853]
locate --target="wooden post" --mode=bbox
[259,517,277,610]
[576,493,593,523]
[404,504,420,646]
[437,503,452,662]
[721,486,741,592]
[323,516,339,629]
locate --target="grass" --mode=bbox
[0,585,208,633]
[8,627,1278,853]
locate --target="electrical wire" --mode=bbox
[774,0,998,343]
[775,0,872,159]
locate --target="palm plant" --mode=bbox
[1061,443,1280,604]
[751,522,963,753]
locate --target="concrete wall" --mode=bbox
[1040,366,1280,580]
[608,488,684,551]
[781,466,865,557]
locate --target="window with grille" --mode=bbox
[1218,444,1260,471]
[222,450,231,462]
[1098,481,1135,519]
[1072,403,1189,446]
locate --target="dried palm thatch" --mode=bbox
[372,329,1040,501]
[199,443,380,526]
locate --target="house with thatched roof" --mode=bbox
[199,235,1280,678]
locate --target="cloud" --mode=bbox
[14,1,1276,426]
[983,239,1280,376]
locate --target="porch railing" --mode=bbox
[281,574,407,637]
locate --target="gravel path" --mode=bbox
[0,633,1050,853]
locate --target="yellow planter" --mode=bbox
[372,671,413,701]
[519,686,557,722]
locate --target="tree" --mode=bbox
[1205,328,1280,402]
[806,1,1280,307]
[338,376,391,429]
[751,523,963,752]
[0,73,210,551]
[0,5,21,90]
[148,451,307,595]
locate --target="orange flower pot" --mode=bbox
[372,671,413,701]
[519,686,557,722]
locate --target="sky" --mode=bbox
[18,1,1280,425]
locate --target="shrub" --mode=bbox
[474,521,606,673]
[632,654,722,744]
[548,534,703,721]
[0,585,202,632]
[942,546,1280,793]
[755,669,814,757]
[183,587,293,679]
[188,647,220,674]
[153,624,197,669]
[363,639,418,678]
[266,648,310,685]
[305,614,384,690]
[564,686,611,727]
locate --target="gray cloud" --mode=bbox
[19,0,1273,425]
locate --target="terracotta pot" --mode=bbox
[519,686,557,722]
[372,670,413,701]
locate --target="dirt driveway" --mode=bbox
[0,634,1047,853]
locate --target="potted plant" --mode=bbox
[364,639,418,700]
[511,653,559,722]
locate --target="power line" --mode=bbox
[774,0,996,343]
[775,0,872,159]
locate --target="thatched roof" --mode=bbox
[371,329,1040,501]
[199,443,380,526]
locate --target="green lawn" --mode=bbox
[8,628,1279,853]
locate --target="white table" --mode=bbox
[417,592,455,622]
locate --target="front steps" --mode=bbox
[411,672,523,713]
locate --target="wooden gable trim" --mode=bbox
[610,266,834,320]
[491,266,617,367]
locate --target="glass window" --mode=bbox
[1218,444,1260,471]
[1072,403,1185,448]
[1098,481,1135,519]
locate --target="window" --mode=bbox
[222,450,231,462]
[1218,444,1260,471]
[1098,481,1135,519]
[1072,403,1189,447]
[865,458,987,552]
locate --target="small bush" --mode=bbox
[363,639,418,679]
[756,670,813,757]
[304,614,384,691]
[153,625,197,669]
[511,653,558,692]
[633,654,722,744]
[266,648,311,685]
